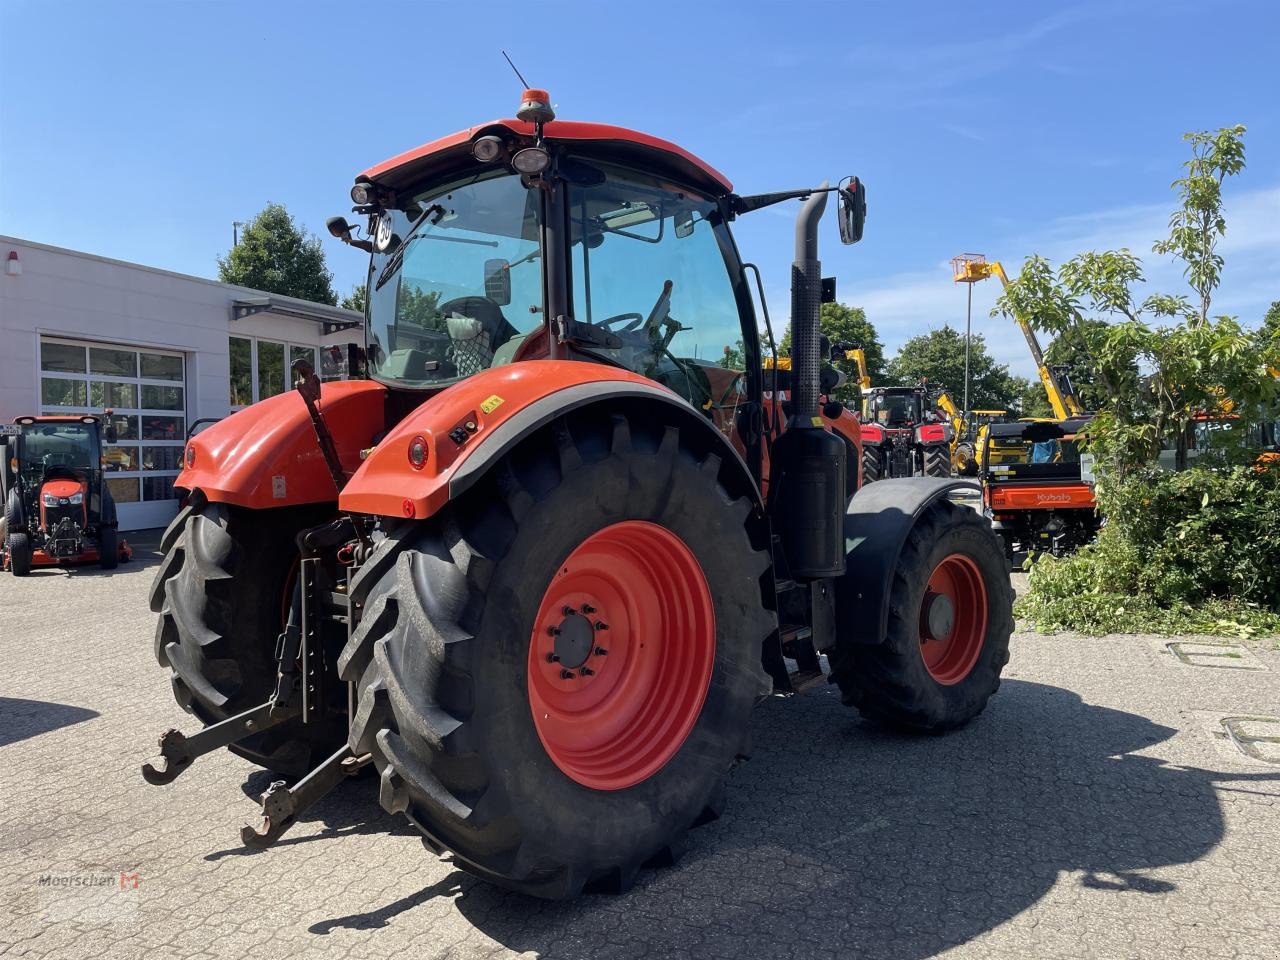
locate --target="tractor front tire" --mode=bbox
[829,498,1012,731]
[340,411,773,898]
[862,445,884,484]
[922,445,951,478]
[98,526,118,570]
[149,500,344,775]
[7,532,31,577]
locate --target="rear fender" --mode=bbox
[340,360,763,520]
[836,477,980,645]
[177,380,388,509]
[915,422,950,445]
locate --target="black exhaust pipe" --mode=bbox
[790,185,828,424]
[767,183,846,581]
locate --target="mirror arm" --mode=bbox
[729,186,839,217]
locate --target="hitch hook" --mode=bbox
[240,746,370,849]
[141,700,297,786]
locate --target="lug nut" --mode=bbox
[579,666,594,677]
[594,647,608,656]
[563,606,576,617]
[546,652,559,663]
[559,669,574,680]
[580,603,596,614]
[547,626,560,636]
[594,621,609,631]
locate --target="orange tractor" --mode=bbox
[1,414,132,574]
[142,91,1013,898]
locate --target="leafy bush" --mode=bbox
[1017,465,1280,637]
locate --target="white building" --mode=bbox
[0,236,361,530]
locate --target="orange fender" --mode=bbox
[177,380,388,509]
[339,360,738,520]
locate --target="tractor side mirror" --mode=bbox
[484,259,512,305]
[838,177,866,245]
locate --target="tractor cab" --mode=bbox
[863,386,928,430]
[0,415,130,574]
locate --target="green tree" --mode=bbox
[886,324,1019,411]
[720,339,747,369]
[340,283,367,313]
[1263,300,1280,340]
[779,302,886,402]
[1043,318,1111,411]
[217,203,337,305]
[1152,125,1247,325]
[994,125,1277,474]
[1009,375,1054,419]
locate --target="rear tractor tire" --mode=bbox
[922,445,951,478]
[861,445,884,484]
[829,498,1012,731]
[149,499,345,775]
[7,531,31,577]
[340,410,774,898]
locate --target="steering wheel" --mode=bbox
[598,312,645,333]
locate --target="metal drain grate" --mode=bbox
[1165,641,1268,671]
[1221,717,1280,764]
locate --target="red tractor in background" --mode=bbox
[141,90,1013,899]
[858,384,954,481]
[1,414,132,575]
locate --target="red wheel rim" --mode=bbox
[918,553,988,685]
[527,521,716,791]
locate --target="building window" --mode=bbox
[38,337,186,510]
[228,336,324,410]
[257,340,285,400]
[229,336,253,407]
[290,344,318,377]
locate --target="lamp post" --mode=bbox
[951,253,988,439]
[233,221,245,247]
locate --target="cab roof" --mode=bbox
[360,119,732,198]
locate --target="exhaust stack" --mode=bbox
[767,184,845,581]
[790,184,829,424]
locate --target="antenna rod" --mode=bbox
[502,50,531,89]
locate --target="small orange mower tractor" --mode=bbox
[1,414,132,575]
[141,90,1013,898]
[981,418,1099,561]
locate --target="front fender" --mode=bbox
[340,360,760,520]
[177,380,388,509]
[836,477,980,645]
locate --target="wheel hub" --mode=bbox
[527,520,716,791]
[551,607,602,670]
[918,552,989,685]
[922,591,955,642]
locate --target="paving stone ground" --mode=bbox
[1,534,1277,960]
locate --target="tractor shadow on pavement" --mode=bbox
[310,678,1280,959]
[0,696,98,748]
[202,771,418,862]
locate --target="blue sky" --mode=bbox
[2,0,1277,378]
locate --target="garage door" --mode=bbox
[38,336,186,531]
